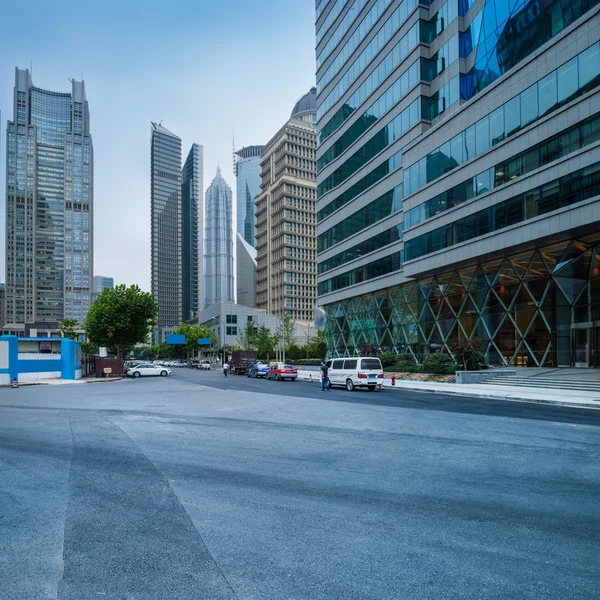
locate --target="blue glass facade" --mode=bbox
[316,0,600,366]
[234,146,263,247]
[4,68,93,329]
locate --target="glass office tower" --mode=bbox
[235,145,264,247]
[182,143,203,320]
[93,276,114,293]
[151,122,182,336]
[316,0,600,367]
[4,68,93,331]
[204,168,235,307]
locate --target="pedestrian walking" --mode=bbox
[320,360,329,391]
[223,362,229,377]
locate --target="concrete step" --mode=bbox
[484,377,600,391]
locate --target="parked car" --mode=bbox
[266,364,298,381]
[199,360,212,370]
[127,363,171,378]
[247,362,269,378]
[171,361,187,368]
[325,357,383,391]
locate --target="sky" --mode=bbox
[0,0,316,291]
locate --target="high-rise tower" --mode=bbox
[181,143,203,320]
[4,68,93,332]
[204,168,235,308]
[151,122,182,337]
[234,145,263,246]
[255,88,318,322]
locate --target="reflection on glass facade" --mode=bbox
[234,146,263,247]
[151,123,182,334]
[182,143,203,321]
[316,0,600,367]
[4,68,93,328]
[204,169,235,308]
[324,237,600,367]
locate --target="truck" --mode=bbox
[230,350,257,375]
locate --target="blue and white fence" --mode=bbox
[0,336,82,385]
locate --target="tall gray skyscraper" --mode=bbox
[4,68,93,331]
[234,145,263,246]
[151,122,182,336]
[181,143,203,321]
[204,168,235,308]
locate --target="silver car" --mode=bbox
[127,363,171,378]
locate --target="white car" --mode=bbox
[325,357,383,391]
[127,363,171,378]
[200,360,212,370]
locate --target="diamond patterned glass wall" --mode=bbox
[324,236,600,367]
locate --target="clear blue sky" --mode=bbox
[0,0,316,290]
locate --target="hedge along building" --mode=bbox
[315,0,600,367]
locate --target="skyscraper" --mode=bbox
[236,233,257,308]
[151,122,182,336]
[4,68,93,332]
[255,88,318,322]
[93,276,114,293]
[204,168,235,308]
[234,145,263,246]
[181,143,203,321]
[316,0,600,367]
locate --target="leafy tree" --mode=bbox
[173,323,217,358]
[422,352,457,374]
[305,330,327,359]
[58,319,80,340]
[237,321,257,350]
[85,284,158,359]
[255,325,279,361]
[280,317,296,352]
[450,338,486,371]
[80,340,99,355]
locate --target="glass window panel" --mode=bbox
[475,116,490,155]
[557,58,578,103]
[538,71,557,116]
[490,107,504,146]
[520,84,538,127]
[504,96,520,136]
[578,43,600,89]
[464,125,475,161]
[450,133,463,165]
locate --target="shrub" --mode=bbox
[379,350,398,368]
[397,353,415,367]
[403,364,423,373]
[422,353,458,375]
[450,339,487,371]
[359,341,378,356]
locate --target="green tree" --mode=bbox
[173,323,217,358]
[237,321,257,350]
[58,319,80,340]
[255,325,279,361]
[450,338,486,371]
[280,317,296,352]
[85,284,158,359]
[80,340,99,355]
[306,330,327,358]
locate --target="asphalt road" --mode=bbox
[1,372,599,599]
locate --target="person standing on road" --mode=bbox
[320,360,329,391]
[223,362,230,377]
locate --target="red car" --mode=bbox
[266,364,298,381]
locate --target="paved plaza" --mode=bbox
[1,370,599,599]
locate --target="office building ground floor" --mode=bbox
[323,228,600,368]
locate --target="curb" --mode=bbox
[84,377,123,384]
[383,385,600,410]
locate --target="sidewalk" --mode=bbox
[295,370,600,410]
[2,376,123,387]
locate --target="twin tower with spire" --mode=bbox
[150,122,236,340]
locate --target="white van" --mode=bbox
[326,357,384,391]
